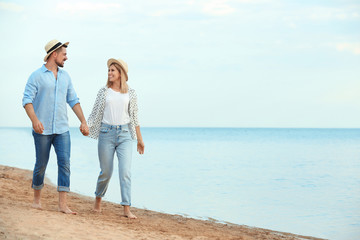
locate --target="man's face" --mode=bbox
[55,47,68,68]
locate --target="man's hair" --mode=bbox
[55,45,67,53]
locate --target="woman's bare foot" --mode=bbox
[58,206,77,215]
[124,205,137,219]
[32,202,42,210]
[94,197,102,212]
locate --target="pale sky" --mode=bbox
[0,0,359,128]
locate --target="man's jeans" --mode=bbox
[32,131,71,192]
[95,123,133,206]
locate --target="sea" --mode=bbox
[1,127,359,240]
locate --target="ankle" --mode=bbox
[59,204,68,209]
[94,197,102,209]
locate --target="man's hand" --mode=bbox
[80,122,89,136]
[72,104,89,136]
[32,119,44,134]
[25,104,44,134]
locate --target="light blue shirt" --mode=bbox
[22,65,80,135]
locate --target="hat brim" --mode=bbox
[107,58,128,81]
[44,42,69,62]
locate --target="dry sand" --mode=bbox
[0,165,324,240]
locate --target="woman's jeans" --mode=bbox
[32,131,71,192]
[95,123,133,206]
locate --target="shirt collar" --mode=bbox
[41,64,62,74]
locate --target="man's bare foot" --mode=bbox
[94,197,102,212]
[32,202,42,210]
[124,205,137,219]
[32,189,42,209]
[59,206,77,215]
[58,192,76,214]
[124,211,137,219]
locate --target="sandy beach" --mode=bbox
[0,165,324,240]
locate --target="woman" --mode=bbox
[87,58,145,219]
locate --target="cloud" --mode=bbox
[143,0,271,18]
[146,0,237,18]
[56,1,122,15]
[323,83,360,105]
[202,0,236,16]
[308,6,360,21]
[0,2,24,12]
[287,22,297,29]
[336,43,360,55]
[232,0,270,3]
[149,9,184,17]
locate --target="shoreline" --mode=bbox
[0,165,324,240]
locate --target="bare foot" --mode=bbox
[124,206,137,219]
[124,211,137,219]
[32,202,42,210]
[94,197,102,212]
[58,192,76,214]
[93,208,101,213]
[59,206,77,215]
[32,189,42,209]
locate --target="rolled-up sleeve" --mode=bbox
[66,79,80,108]
[22,75,37,107]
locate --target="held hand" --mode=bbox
[137,139,145,154]
[32,120,44,134]
[80,122,89,136]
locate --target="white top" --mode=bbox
[102,88,130,125]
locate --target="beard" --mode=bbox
[55,58,64,68]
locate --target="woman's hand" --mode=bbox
[137,139,145,154]
[135,126,144,154]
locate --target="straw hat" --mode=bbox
[107,58,128,81]
[44,39,69,62]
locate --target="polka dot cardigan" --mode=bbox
[87,86,139,140]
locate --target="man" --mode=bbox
[22,39,89,214]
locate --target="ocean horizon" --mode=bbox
[1,127,359,240]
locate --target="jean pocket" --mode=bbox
[121,129,131,138]
[100,127,110,133]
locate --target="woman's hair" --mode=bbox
[106,63,128,93]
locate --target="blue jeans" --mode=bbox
[32,131,71,192]
[95,123,133,206]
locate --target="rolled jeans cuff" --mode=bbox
[57,186,70,192]
[95,192,105,198]
[32,183,44,190]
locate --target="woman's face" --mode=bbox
[108,65,121,82]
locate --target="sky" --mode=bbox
[0,0,359,128]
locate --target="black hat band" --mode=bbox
[47,42,63,54]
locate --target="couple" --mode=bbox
[22,39,144,219]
